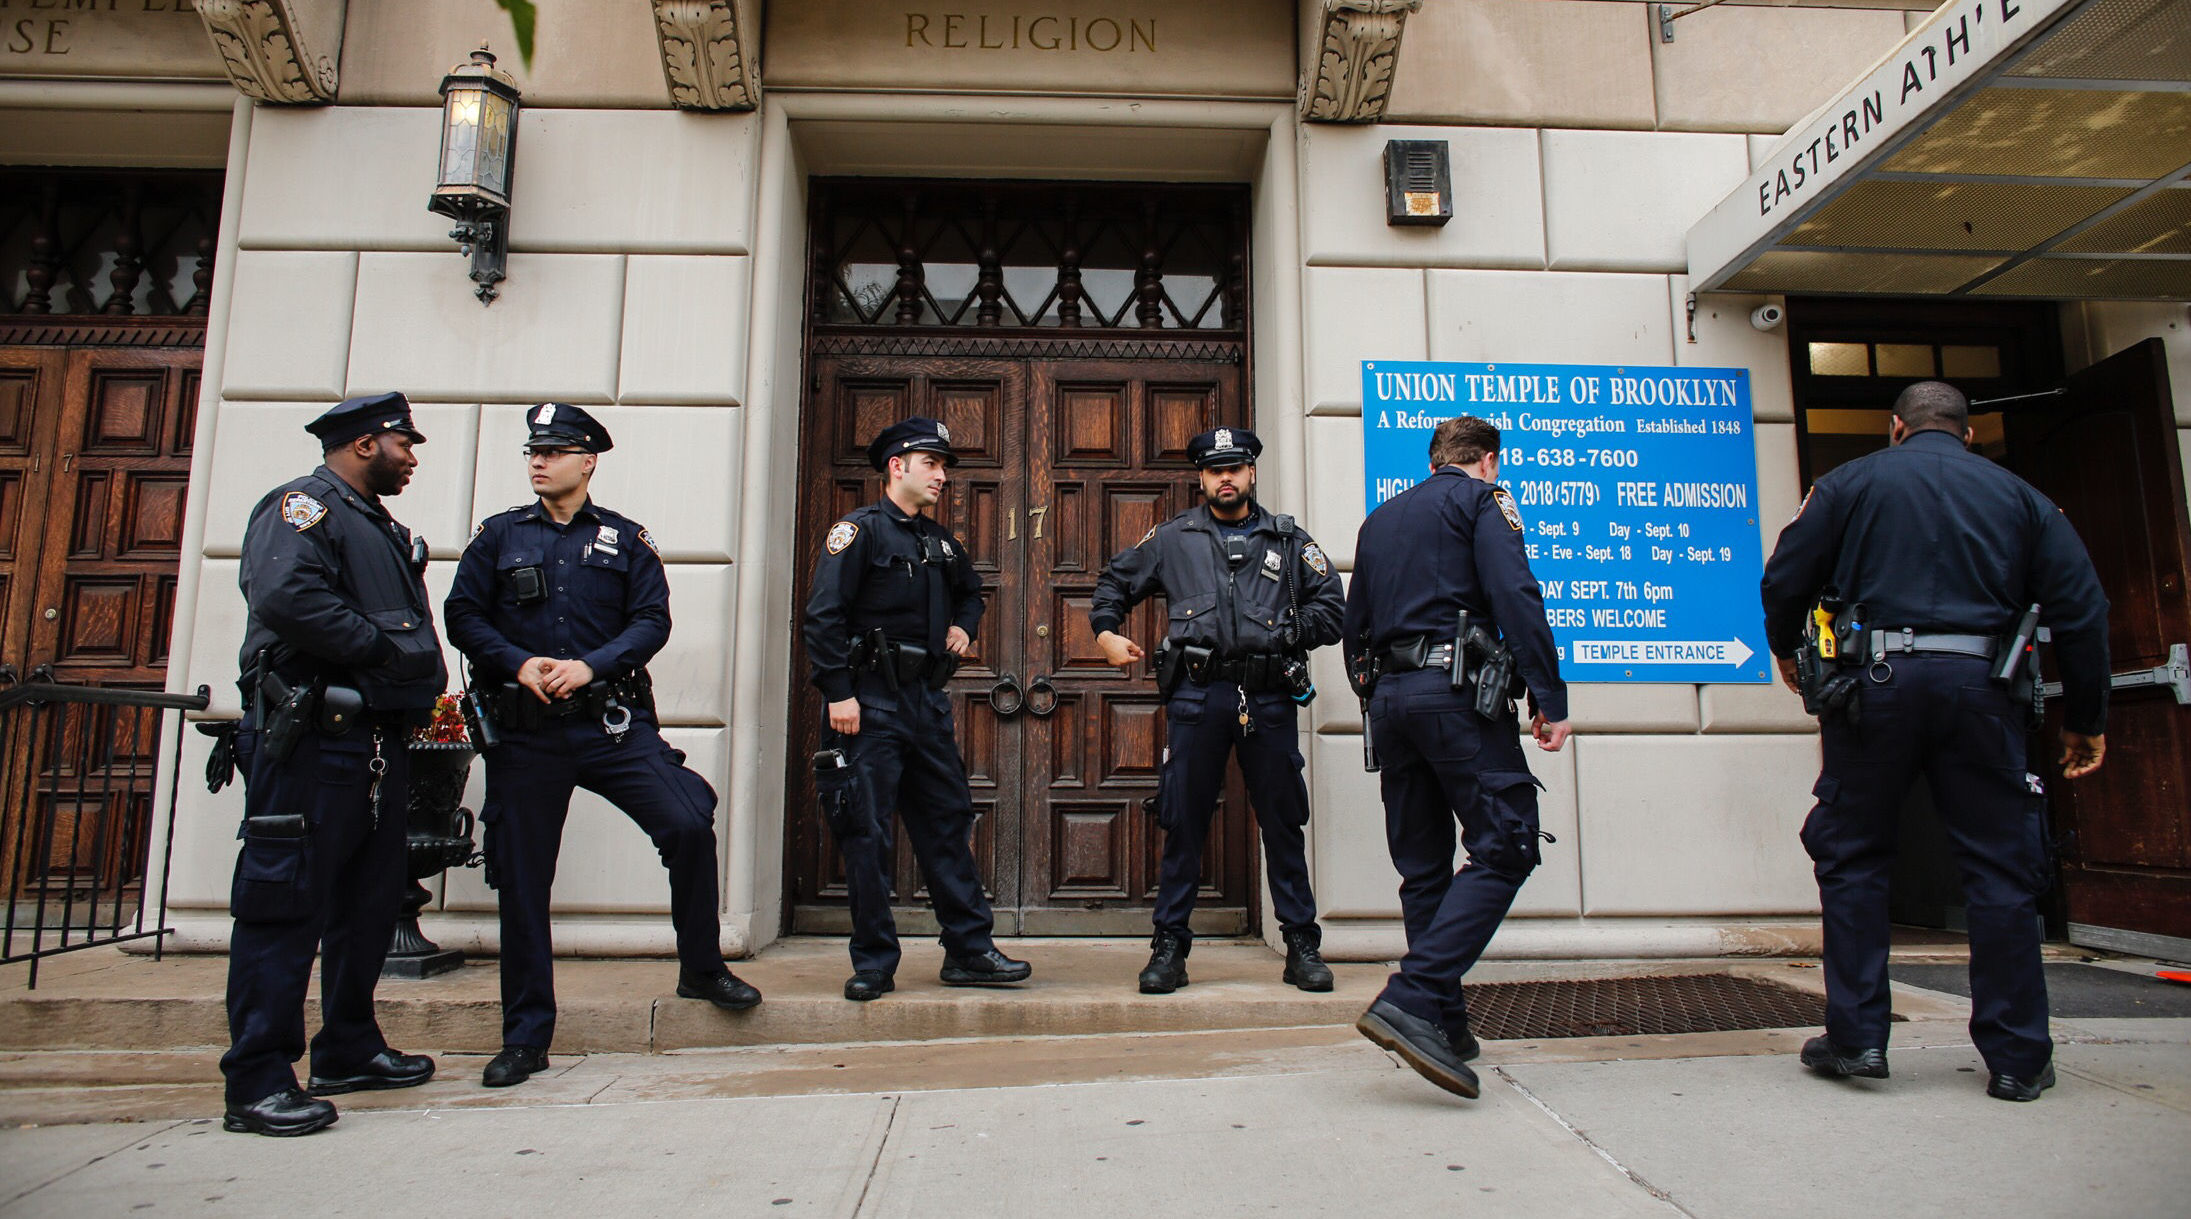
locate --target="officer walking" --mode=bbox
[1090,427,1344,995]
[222,392,445,1136]
[1761,380,2110,1103]
[444,403,760,1090]
[803,417,1032,1001]
[1343,415,1571,1099]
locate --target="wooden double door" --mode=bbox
[0,339,199,893]
[786,340,1255,935]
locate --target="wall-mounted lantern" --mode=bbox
[427,45,522,305]
[1383,139,1452,227]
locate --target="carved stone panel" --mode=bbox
[195,0,347,104]
[652,0,759,111]
[1301,0,1420,123]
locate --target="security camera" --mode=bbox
[1750,304,1785,332]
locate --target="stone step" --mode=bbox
[0,939,1374,1055]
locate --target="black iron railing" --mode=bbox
[0,664,210,988]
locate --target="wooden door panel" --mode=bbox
[2012,339,2191,944]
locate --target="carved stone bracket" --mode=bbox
[1301,0,1421,123]
[653,0,761,111]
[196,0,347,105]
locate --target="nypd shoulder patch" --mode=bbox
[638,528,659,555]
[1492,488,1524,532]
[1137,526,1157,547]
[280,490,327,532]
[1301,542,1330,576]
[825,520,859,555]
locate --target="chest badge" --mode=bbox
[826,520,860,555]
[1301,542,1329,576]
[280,491,327,532]
[1262,548,1282,572]
[1492,487,1525,532]
[597,525,619,546]
[940,538,955,558]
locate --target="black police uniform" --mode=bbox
[803,418,1019,988]
[1088,428,1344,982]
[1343,465,1568,1046]
[223,393,445,1115]
[444,404,750,1058]
[1761,427,2110,1085]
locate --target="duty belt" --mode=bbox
[1194,652,1295,692]
[1867,630,1997,661]
[490,670,654,724]
[1380,641,1458,675]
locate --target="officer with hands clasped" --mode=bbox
[804,417,1032,1002]
[1761,380,2110,1103]
[445,403,760,1090]
[1343,415,1572,1100]
[1090,426,1345,995]
[221,392,445,1136]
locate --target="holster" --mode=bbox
[256,670,317,764]
[1154,640,1189,696]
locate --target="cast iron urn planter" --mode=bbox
[384,698,483,979]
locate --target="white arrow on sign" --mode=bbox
[1572,638,1756,667]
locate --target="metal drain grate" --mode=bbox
[1463,973,1897,1041]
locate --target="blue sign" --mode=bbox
[1363,360,1770,684]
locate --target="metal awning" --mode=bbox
[1687,0,2191,301]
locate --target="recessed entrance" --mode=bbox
[785,179,1259,937]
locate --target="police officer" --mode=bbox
[444,403,760,1090]
[222,392,445,1136]
[1090,427,1345,994]
[1761,380,2110,1103]
[1343,415,1571,1099]
[804,417,1032,1001]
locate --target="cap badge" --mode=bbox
[534,404,556,425]
[936,422,951,443]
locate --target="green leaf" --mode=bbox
[494,0,537,71]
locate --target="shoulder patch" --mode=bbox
[1791,486,1814,523]
[1301,541,1330,576]
[638,528,659,555]
[280,490,327,532]
[472,520,486,538]
[1492,487,1524,532]
[825,520,859,555]
[1136,526,1157,547]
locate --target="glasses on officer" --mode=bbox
[523,446,586,462]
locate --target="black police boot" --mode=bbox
[1138,932,1190,995]
[1986,1063,2056,1102]
[677,969,763,1011]
[1800,1035,1890,1079]
[1280,925,1334,992]
[940,947,1033,986]
[223,1088,338,1137]
[308,1048,437,1096]
[844,971,895,1002]
[481,1045,551,1089]
[1356,998,1481,1099]
[1444,1011,1483,1064]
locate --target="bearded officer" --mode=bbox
[1089,426,1345,995]
[804,417,1032,1001]
[444,403,760,1090]
[222,392,444,1136]
[1761,380,2110,1102]
[1344,415,1571,1099]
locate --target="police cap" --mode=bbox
[867,416,959,471]
[1188,426,1261,468]
[525,402,613,453]
[306,391,426,449]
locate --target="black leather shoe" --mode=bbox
[1357,998,1481,1099]
[677,970,763,1011]
[1138,932,1190,994]
[1800,1035,1890,1079]
[940,948,1033,986]
[1281,925,1334,992]
[1444,1012,1483,1064]
[223,1088,338,1137]
[844,971,895,1001]
[1987,1063,2056,1102]
[308,1049,436,1096]
[481,1045,551,1089]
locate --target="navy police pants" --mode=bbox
[1807,654,2052,1076]
[1368,669,1545,1040]
[221,717,409,1106]
[1152,680,1318,942]
[826,680,997,976]
[481,712,723,1051]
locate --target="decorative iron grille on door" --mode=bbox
[0,170,223,318]
[808,180,1247,331]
